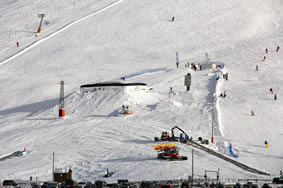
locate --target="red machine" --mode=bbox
[154,144,187,161]
[154,126,189,142]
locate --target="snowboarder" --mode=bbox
[274,93,277,100]
[251,110,255,116]
[171,16,175,22]
[16,41,19,47]
[256,65,259,71]
[176,62,179,68]
[263,56,266,62]
[265,48,268,54]
[276,46,280,52]
[264,140,269,148]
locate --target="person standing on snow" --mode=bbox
[176,62,179,68]
[265,48,268,54]
[171,16,175,22]
[263,56,266,62]
[276,46,280,52]
[16,41,19,47]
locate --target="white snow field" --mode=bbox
[0,0,283,183]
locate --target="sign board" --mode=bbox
[184,73,191,86]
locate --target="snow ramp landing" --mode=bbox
[30,84,162,120]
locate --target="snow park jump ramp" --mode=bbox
[30,81,161,119]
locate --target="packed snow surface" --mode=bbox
[0,0,282,183]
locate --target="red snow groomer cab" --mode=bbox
[154,144,187,161]
[160,132,169,140]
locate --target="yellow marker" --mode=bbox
[154,143,175,150]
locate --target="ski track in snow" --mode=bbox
[0,0,122,66]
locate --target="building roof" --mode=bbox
[80,82,147,88]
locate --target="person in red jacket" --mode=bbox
[276,46,280,52]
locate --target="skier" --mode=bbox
[276,46,280,52]
[193,64,197,71]
[16,41,19,47]
[251,110,255,116]
[265,48,268,54]
[171,16,175,22]
[263,56,266,62]
[274,93,277,100]
[176,62,179,68]
[256,65,259,71]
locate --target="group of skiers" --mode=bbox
[216,72,228,81]
[250,88,278,118]
[223,72,228,80]
[220,90,226,98]
[262,46,280,62]
[190,62,201,71]
[261,46,280,100]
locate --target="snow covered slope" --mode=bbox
[0,0,282,182]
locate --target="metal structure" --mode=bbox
[52,152,55,182]
[204,168,220,184]
[184,73,191,91]
[211,120,214,143]
[192,149,194,183]
[171,126,189,142]
[59,80,65,117]
[37,14,46,33]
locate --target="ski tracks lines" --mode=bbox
[0,0,123,66]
